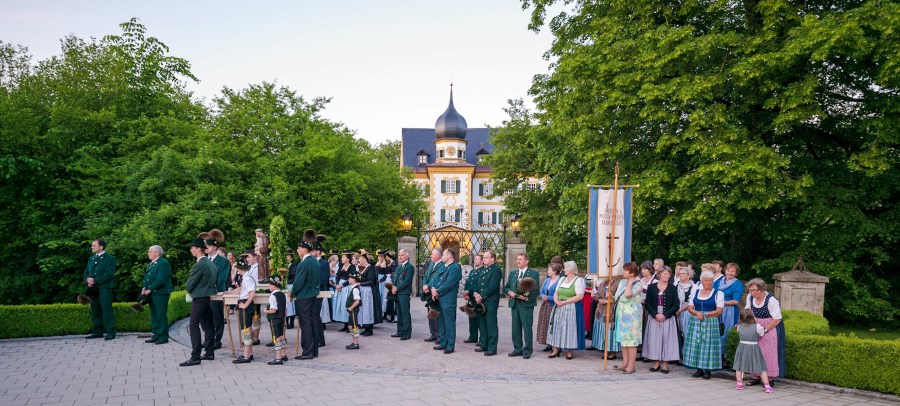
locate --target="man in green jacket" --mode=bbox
[142,245,172,344]
[291,235,320,360]
[504,253,540,359]
[84,239,116,340]
[391,249,415,340]
[463,253,484,344]
[475,251,502,356]
[180,238,217,367]
[421,247,444,342]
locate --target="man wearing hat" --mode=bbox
[421,247,444,343]
[291,230,320,360]
[262,277,288,365]
[205,231,230,350]
[180,237,218,366]
[141,245,172,344]
[391,249,415,340]
[83,239,117,340]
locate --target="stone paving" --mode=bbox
[1,301,896,405]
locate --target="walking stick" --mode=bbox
[225,301,235,358]
[295,301,302,357]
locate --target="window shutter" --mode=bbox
[441,180,446,193]
[478,212,483,225]
[440,209,445,222]
[479,183,484,196]
[425,185,430,196]
[455,180,461,194]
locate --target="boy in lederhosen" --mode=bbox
[230,259,256,364]
[263,277,288,365]
[345,271,362,350]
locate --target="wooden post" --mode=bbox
[602,163,620,371]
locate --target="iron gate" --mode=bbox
[414,219,507,295]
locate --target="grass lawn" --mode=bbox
[830,324,900,341]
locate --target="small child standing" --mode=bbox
[345,272,362,350]
[733,309,773,393]
[263,278,288,365]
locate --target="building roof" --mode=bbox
[434,87,468,140]
[401,127,495,168]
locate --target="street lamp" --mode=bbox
[511,214,522,238]
[401,212,413,235]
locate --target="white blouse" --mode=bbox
[745,294,783,320]
[689,289,724,308]
[558,276,586,295]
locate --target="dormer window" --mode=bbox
[416,149,429,165]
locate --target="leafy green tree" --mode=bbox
[493,0,900,324]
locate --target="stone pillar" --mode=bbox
[397,235,418,291]
[505,237,527,282]
[773,258,829,316]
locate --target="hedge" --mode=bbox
[0,290,191,339]
[725,310,900,395]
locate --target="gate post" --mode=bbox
[397,235,418,291]
[505,236,527,280]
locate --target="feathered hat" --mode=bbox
[298,229,316,250]
[312,234,326,251]
[517,276,537,293]
[206,228,225,247]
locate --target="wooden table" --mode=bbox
[210,292,271,358]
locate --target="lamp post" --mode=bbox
[511,214,522,238]
[401,212,413,236]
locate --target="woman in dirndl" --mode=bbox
[719,262,745,361]
[332,250,355,331]
[547,261,586,359]
[536,262,562,352]
[285,253,297,329]
[376,250,397,323]
[745,278,786,386]
[591,275,622,359]
[683,266,724,379]
[357,250,382,336]
[642,266,680,373]
[674,263,697,363]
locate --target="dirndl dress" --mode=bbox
[683,289,723,370]
[733,323,768,373]
[719,278,745,355]
[331,280,350,323]
[359,285,376,325]
[591,279,620,352]
[614,280,643,347]
[285,284,296,317]
[536,277,560,346]
[749,293,786,378]
[379,274,392,311]
[547,277,586,350]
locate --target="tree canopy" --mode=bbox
[488,1,900,325]
[0,19,423,305]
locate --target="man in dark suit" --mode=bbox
[142,245,172,344]
[84,239,116,340]
[504,253,540,359]
[391,249,415,340]
[463,253,484,344]
[314,237,330,347]
[475,250,502,356]
[205,238,230,350]
[291,230,320,360]
[421,247,444,342]
[432,248,462,354]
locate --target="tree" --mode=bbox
[494,0,900,324]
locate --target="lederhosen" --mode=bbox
[346,285,361,331]
[269,290,286,338]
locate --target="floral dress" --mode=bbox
[614,279,643,346]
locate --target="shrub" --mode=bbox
[724,310,900,395]
[0,290,191,339]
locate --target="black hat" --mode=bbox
[329,249,340,256]
[357,249,371,262]
[189,238,207,249]
[205,229,225,247]
[342,249,354,256]
[235,259,250,270]
[346,268,360,280]
[261,277,282,289]
[312,234,326,251]
[377,249,389,256]
[297,240,313,250]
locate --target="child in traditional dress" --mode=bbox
[263,278,288,365]
[734,309,773,393]
[345,272,362,350]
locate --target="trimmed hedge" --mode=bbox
[0,290,191,339]
[725,310,900,395]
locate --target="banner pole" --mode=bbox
[603,162,620,371]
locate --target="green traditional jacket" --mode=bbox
[503,267,540,308]
[464,265,483,294]
[210,254,230,292]
[290,255,319,300]
[143,257,173,295]
[185,257,217,298]
[393,261,414,295]
[84,252,116,289]
[477,264,502,303]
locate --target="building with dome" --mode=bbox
[400,86,512,235]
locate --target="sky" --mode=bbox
[0,1,555,144]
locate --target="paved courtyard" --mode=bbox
[1,302,895,405]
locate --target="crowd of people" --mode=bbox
[81,236,785,392]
